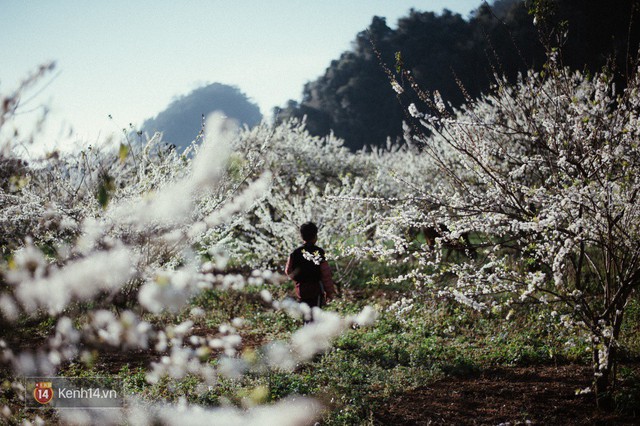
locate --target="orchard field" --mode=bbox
[2,52,640,425]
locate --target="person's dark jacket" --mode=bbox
[285,243,337,305]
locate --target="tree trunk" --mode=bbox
[593,344,615,410]
[593,309,625,410]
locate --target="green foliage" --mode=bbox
[119,365,147,394]
[614,366,640,416]
[268,372,318,401]
[96,172,115,209]
[620,297,640,355]
[528,0,556,22]
[118,143,130,163]
[394,51,403,74]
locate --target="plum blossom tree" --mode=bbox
[380,50,640,404]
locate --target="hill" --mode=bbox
[142,83,262,150]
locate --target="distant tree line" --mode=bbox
[275,0,640,151]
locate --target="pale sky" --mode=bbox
[0,1,482,153]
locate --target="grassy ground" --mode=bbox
[2,260,640,425]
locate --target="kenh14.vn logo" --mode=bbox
[26,377,123,408]
[33,381,54,405]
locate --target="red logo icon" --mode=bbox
[33,382,54,405]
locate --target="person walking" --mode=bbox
[285,222,338,317]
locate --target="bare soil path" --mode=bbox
[374,364,639,425]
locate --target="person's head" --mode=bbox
[300,222,318,243]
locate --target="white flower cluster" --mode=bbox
[391,80,404,94]
[302,249,323,265]
[387,297,414,324]
[88,310,151,350]
[12,246,136,315]
[263,304,378,371]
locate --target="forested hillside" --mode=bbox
[277,0,640,150]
